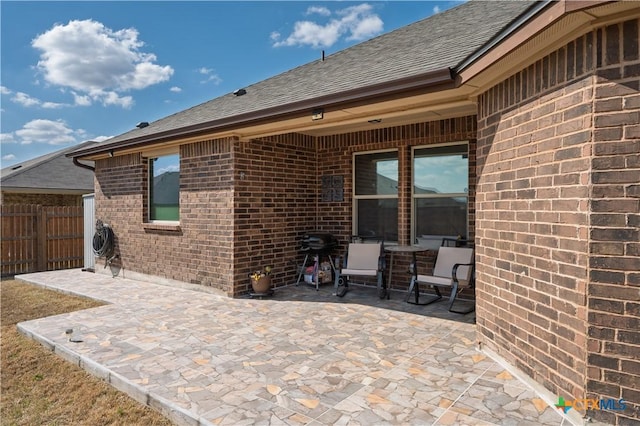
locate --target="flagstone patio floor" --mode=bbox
[15,269,583,425]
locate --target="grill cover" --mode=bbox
[301,233,338,251]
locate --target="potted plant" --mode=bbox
[249,266,272,294]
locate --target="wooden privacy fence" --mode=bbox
[1,204,84,277]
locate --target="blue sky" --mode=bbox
[1,1,461,168]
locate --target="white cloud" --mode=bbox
[1,133,16,144]
[338,4,383,41]
[7,90,67,109]
[42,101,65,109]
[72,92,92,106]
[0,86,11,95]
[98,90,133,108]
[346,14,383,41]
[306,6,331,16]
[2,121,106,147]
[32,19,173,108]
[270,31,282,43]
[198,67,222,85]
[13,119,78,145]
[12,92,41,107]
[170,86,182,93]
[2,154,17,161]
[275,20,342,48]
[272,3,383,48]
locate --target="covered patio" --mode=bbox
[16,269,580,425]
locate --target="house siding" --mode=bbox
[477,18,640,425]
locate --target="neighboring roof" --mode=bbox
[152,172,179,204]
[71,0,536,158]
[1,141,97,192]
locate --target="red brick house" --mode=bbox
[70,1,639,424]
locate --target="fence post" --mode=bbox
[36,205,46,272]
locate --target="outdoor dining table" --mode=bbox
[384,245,429,295]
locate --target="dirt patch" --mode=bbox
[1,279,174,425]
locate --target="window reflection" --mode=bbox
[149,154,179,221]
[354,150,398,242]
[413,144,468,242]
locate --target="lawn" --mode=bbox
[1,279,173,425]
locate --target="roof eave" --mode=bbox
[455,0,553,74]
[1,187,93,195]
[68,68,454,159]
[456,0,615,85]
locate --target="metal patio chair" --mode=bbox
[406,242,475,314]
[334,239,387,299]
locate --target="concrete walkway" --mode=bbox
[17,269,574,425]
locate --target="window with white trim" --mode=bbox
[353,150,398,242]
[412,143,468,247]
[148,153,180,222]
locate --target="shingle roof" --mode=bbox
[1,141,97,192]
[89,1,536,147]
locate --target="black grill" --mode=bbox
[300,232,338,252]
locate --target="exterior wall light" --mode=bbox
[312,108,324,120]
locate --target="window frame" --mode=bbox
[147,151,180,224]
[411,141,469,245]
[352,148,399,242]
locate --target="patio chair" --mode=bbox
[334,240,387,299]
[406,244,475,314]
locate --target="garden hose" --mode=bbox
[92,220,115,266]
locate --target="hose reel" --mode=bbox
[92,220,115,267]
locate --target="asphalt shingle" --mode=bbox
[97,1,535,146]
[1,141,96,191]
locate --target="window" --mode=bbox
[413,143,468,246]
[148,153,180,222]
[353,150,398,242]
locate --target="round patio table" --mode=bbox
[384,245,429,295]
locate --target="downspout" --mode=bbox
[73,157,95,172]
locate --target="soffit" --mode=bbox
[92,84,479,159]
[461,1,640,94]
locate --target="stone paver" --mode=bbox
[16,269,575,425]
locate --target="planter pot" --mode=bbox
[251,276,272,293]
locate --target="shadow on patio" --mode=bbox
[263,281,476,325]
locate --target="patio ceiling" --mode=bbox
[79,80,478,160]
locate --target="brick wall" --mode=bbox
[233,134,316,295]
[95,152,151,276]
[1,192,84,206]
[233,120,478,295]
[94,119,477,296]
[477,18,640,425]
[317,117,477,289]
[95,140,238,294]
[587,19,640,425]
[179,139,235,293]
